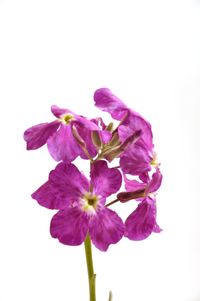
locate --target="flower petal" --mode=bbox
[123,112,154,151]
[89,208,124,251]
[74,117,100,131]
[74,124,98,159]
[94,88,128,120]
[125,198,157,240]
[32,163,89,209]
[51,105,70,118]
[91,160,122,197]
[50,208,88,246]
[124,176,147,192]
[147,169,162,193]
[32,181,70,209]
[24,121,60,150]
[47,124,81,162]
[49,162,90,198]
[120,143,152,176]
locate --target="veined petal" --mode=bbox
[74,124,97,159]
[49,162,90,197]
[123,112,154,151]
[120,143,152,176]
[147,169,162,193]
[74,117,100,131]
[47,124,81,162]
[94,88,128,120]
[125,197,157,241]
[32,163,89,209]
[32,181,70,209]
[100,130,112,144]
[24,121,60,150]
[91,160,122,197]
[124,176,147,192]
[89,208,124,251]
[51,105,70,118]
[50,208,88,246]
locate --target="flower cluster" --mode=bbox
[24,88,162,251]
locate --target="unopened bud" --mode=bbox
[106,122,114,132]
[108,132,120,147]
[102,130,141,161]
[103,145,122,162]
[91,131,102,149]
[117,189,146,202]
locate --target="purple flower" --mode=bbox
[94,88,157,177]
[94,88,153,151]
[24,105,99,162]
[117,169,162,241]
[32,160,124,251]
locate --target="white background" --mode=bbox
[0,0,200,300]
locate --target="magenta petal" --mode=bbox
[74,117,100,131]
[91,160,122,197]
[32,163,89,209]
[32,181,70,209]
[50,208,88,246]
[124,176,147,192]
[125,198,157,240]
[100,130,112,144]
[118,125,135,143]
[147,169,163,193]
[47,124,81,162]
[94,88,128,120]
[123,112,154,151]
[120,144,152,176]
[49,162,90,197]
[74,124,97,159]
[24,121,60,150]
[51,105,70,118]
[89,208,124,251]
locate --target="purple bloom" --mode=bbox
[118,169,162,241]
[94,88,153,151]
[24,105,99,162]
[32,160,124,251]
[94,88,157,177]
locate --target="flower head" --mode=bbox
[32,160,124,251]
[23,105,99,162]
[117,169,162,240]
[94,88,156,177]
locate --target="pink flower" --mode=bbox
[117,169,162,240]
[94,88,157,178]
[23,105,99,162]
[32,160,124,251]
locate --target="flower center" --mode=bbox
[81,192,99,214]
[151,152,160,168]
[61,113,74,125]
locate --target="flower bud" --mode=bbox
[91,131,102,149]
[106,122,114,132]
[117,189,146,202]
[102,130,141,162]
[108,132,120,147]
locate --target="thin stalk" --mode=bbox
[84,234,96,301]
[106,199,119,207]
[108,291,113,301]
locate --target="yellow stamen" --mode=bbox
[60,113,74,125]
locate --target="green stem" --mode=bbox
[84,234,96,301]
